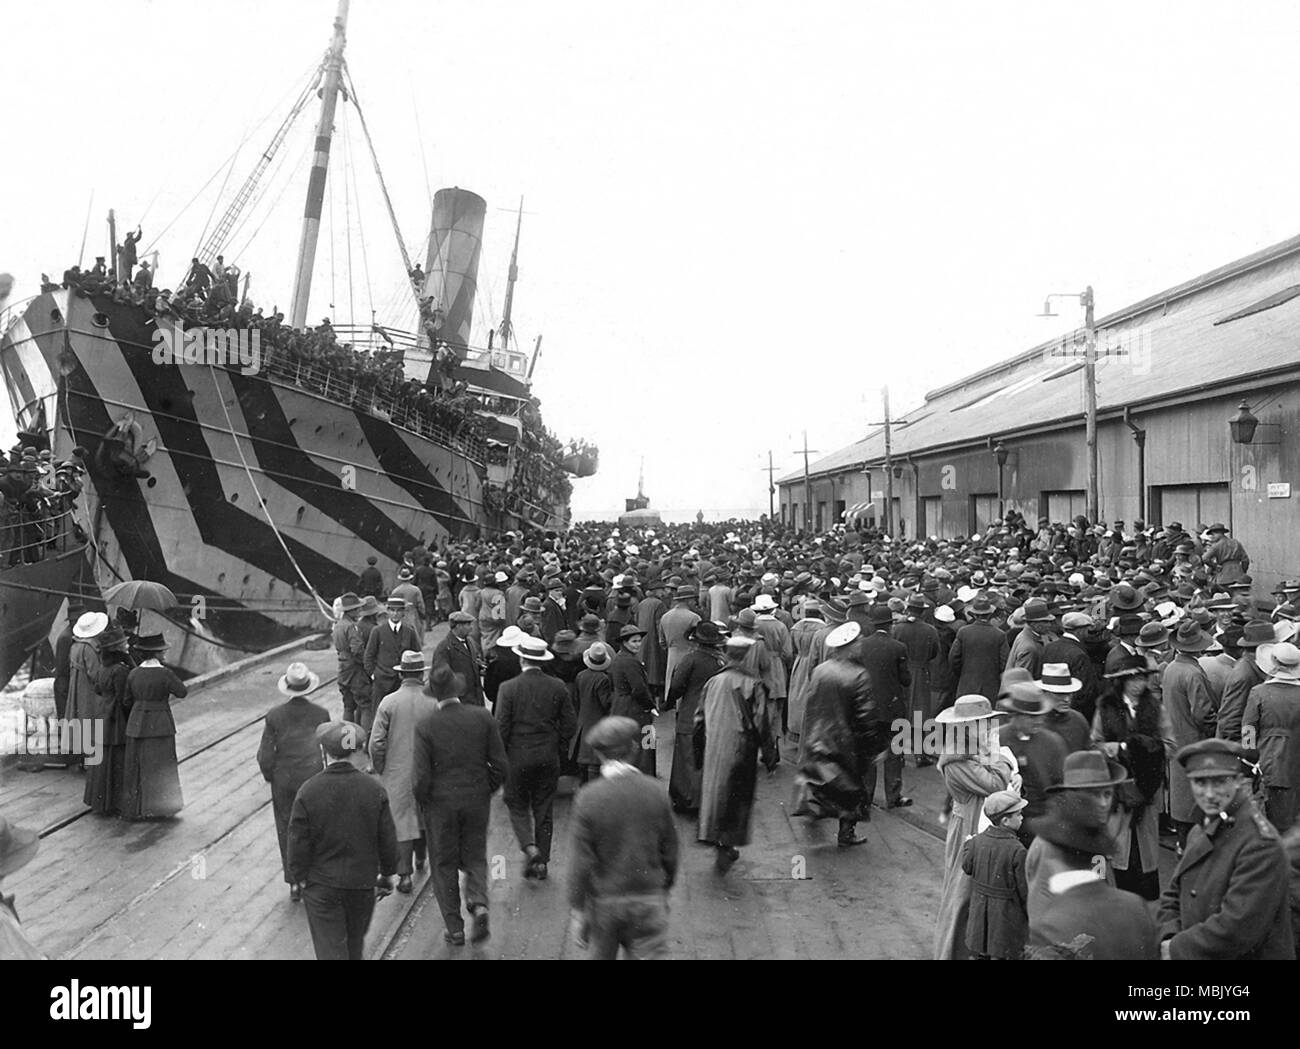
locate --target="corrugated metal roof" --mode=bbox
[780,233,1300,485]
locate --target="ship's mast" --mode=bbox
[289,0,349,330]
[497,197,523,352]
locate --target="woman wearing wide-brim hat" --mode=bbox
[66,612,109,758]
[932,695,1017,960]
[84,625,134,817]
[121,634,188,821]
[1162,620,1218,851]
[1242,640,1300,833]
[610,625,656,775]
[1090,653,1174,900]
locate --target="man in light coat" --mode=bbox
[1162,621,1219,851]
[1007,599,1056,678]
[369,650,440,894]
[658,585,701,690]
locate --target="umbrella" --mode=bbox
[103,580,178,612]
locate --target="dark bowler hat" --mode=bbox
[426,664,466,700]
[131,633,168,652]
[578,613,601,632]
[1048,751,1128,791]
[1112,613,1145,637]
[688,620,727,646]
[585,715,641,756]
[315,720,366,758]
[1177,738,1254,779]
[552,630,578,654]
[366,556,378,565]
[521,596,544,614]
[866,604,893,626]
[1104,652,1152,678]
[905,594,928,612]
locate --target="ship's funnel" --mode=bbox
[423,188,486,352]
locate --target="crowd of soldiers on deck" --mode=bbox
[0,440,85,565]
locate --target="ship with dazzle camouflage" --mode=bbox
[0,0,595,680]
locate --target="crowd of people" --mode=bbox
[8,510,1298,961]
[297,514,1298,958]
[0,438,86,565]
[46,247,580,516]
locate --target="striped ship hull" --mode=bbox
[3,289,564,677]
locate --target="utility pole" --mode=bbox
[882,387,894,538]
[767,450,777,523]
[793,432,820,534]
[1082,285,1099,524]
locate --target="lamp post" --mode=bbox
[1229,401,1259,444]
[1038,287,1099,523]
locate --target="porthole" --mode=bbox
[91,312,110,328]
[146,477,157,488]
[230,492,239,502]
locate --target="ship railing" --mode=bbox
[255,352,487,464]
[0,506,82,566]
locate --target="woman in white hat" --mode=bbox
[1243,640,1300,833]
[932,695,1018,960]
[66,611,109,764]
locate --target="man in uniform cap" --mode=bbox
[287,721,399,960]
[332,593,365,725]
[1157,739,1294,959]
[568,716,679,959]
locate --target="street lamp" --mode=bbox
[1229,401,1259,444]
[1039,287,1099,524]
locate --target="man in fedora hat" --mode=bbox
[1164,620,1218,851]
[432,610,486,706]
[664,620,728,813]
[659,584,702,691]
[1216,620,1273,743]
[1025,755,1158,960]
[635,578,669,702]
[1157,739,1294,959]
[288,721,399,960]
[893,594,941,765]
[1242,641,1300,833]
[333,592,366,725]
[1036,663,1092,754]
[568,716,679,960]
[391,567,426,636]
[370,652,441,893]
[998,673,1069,836]
[496,637,577,880]
[1042,611,1101,726]
[859,603,912,809]
[949,597,1009,703]
[792,621,882,846]
[363,596,421,736]
[412,664,509,946]
[1007,598,1056,678]
[0,815,43,959]
[258,661,329,901]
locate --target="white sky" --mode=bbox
[3,0,1299,521]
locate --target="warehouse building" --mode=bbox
[778,232,1300,590]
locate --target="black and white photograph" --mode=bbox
[0,0,1297,1003]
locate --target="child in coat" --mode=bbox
[961,789,1029,959]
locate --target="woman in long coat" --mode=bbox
[785,606,824,743]
[84,626,132,816]
[369,657,441,888]
[664,622,727,813]
[694,637,776,873]
[573,643,615,783]
[67,613,107,769]
[121,634,188,820]
[932,696,1016,959]
[1091,654,1174,899]
[610,626,657,775]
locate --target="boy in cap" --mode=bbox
[1157,739,1294,959]
[568,716,679,960]
[287,721,398,960]
[961,789,1029,960]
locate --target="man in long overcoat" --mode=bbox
[792,622,881,846]
[948,599,1008,701]
[658,586,701,690]
[1158,739,1294,959]
[257,662,329,900]
[859,604,911,809]
[893,595,940,763]
[370,651,441,893]
[332,593,365,723]
[1242,641,1300,833]
[363,597,421,736]
[635,580,669,699]
[1042,611,1101,726]
[663,621,727,813]
[786,603,825,742]
[1006,599,1056,678]
[1216,620,1270,742]
[1162,622,1218,849]
[431,612,485,706]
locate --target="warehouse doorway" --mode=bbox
[1042,490,1087,526]
[970,493,999,535]
[1153,483,1231,531]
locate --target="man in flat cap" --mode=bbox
[1156,739,1294,959]
[287,721,399,960]
[432,610,486,706]
[568,716,679,959]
